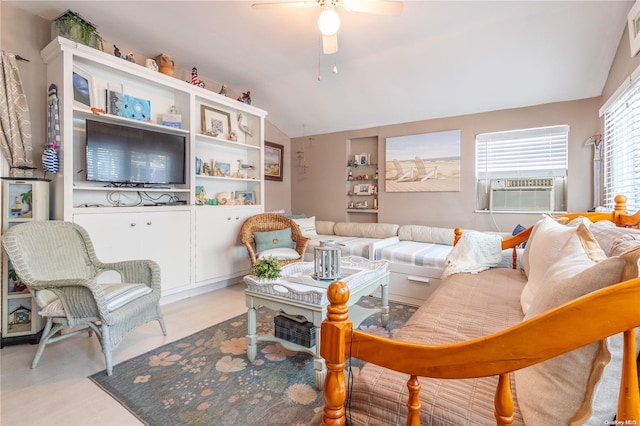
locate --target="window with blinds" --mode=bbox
[475,125,569,212]
[602,79,640,212]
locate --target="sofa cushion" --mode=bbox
[397,225,459,245]
[520,216,584,314]
[374,240,452,268]
[333,222,399,239]
[293,216,318,237]
[253,228,296,252]
[315,220,335,235]
[515,225,625,426]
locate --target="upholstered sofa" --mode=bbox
[296,217,512,305]
[319,202,640,425]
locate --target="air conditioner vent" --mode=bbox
[490,178,555,211]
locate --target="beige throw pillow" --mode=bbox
[515,224,625,426]
[520,216,585,314]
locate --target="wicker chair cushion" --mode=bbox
[39,283,152,317]
[253,228,296,252]
[257,247,301,261]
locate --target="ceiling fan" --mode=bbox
[252,0,403,54]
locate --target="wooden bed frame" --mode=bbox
[320,195,640,425]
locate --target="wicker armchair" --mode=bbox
[1,221,166,375]
[240,213,310,265]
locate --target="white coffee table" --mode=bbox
[244,256,390,389]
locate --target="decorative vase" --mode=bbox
[155,54,175,76]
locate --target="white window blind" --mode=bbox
[476,125,569,180]
[603,78,640,212]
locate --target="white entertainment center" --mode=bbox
[41,37,267,301]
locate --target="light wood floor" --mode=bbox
[0,283,247,426]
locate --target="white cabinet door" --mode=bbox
[73,210,191,295]
[195,207,260,285]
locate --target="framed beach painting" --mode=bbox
[264,141,283,181]
[385,130,461,192]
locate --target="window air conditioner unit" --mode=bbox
[489,178,555,211]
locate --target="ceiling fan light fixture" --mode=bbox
[318,9,340,36]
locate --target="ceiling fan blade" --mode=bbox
[341,0,403,16]
[322,33,338,54]
[252,1,318,10]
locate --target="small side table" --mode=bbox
[244,256,389,389]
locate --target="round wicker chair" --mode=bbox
[240,213,310,265]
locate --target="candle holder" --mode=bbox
[313,240,342,280]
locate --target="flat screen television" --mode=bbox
[85,119,186,186]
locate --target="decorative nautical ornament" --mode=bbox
[44,84,60,173]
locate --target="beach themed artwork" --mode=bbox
[385,130,461,192]
[107,91,151,122]
[8,183,33,218]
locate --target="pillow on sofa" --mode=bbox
[253,228,296,252]
[293,216,318,237]
[520,216,586,314]
[315,220,336,235]
[515,224,625,426]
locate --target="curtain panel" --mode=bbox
[0,51,33,177]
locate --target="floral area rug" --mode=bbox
[89,296,417,426]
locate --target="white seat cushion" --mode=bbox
[39,283,152,317]
[257,247,300,261]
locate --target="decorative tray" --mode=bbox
[243,256,389,304]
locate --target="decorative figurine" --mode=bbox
[237,91,251,105]
[229,131,238,142]
[219,84,227,96]
[202,161,211,176]
[145,58,158,71]
[156,54,175,76]
[237,113,253,137]
[125,52,135,63]
[114,45,121,58]
[189,67,205,88]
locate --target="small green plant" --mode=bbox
[251,255,282,279]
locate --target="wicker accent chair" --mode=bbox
[1,221,166,375]
[240,213,310,265]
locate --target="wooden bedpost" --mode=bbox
[321,281,352,426]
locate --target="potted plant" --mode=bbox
[51,10,104,51]
[251,255,282,280]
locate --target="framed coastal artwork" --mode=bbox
[385,130,461,192]
[201,105,231,138]
[264,141,283,181]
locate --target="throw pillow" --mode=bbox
[253,228,296,253]
[519,216,584,314]
[293,216,318,237]
[515,226,625,426]
[512,223,527,248]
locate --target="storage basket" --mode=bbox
[274,312,316,348]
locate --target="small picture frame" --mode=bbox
[354,183,375,195]
[72,65,93,109]
[201,105,231,138]
[214,161,230,177]
[359,153,368,165]
[236,191,254,205]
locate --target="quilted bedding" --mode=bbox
[347,268,527,425]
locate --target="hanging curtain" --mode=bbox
[0,51,33,177]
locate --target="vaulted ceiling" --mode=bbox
[9,1,633,137]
